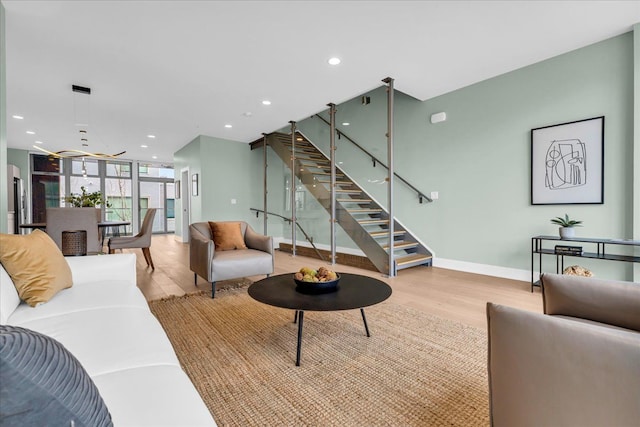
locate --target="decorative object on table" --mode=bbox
[562,265,593,277]
[192,174,199,196]
[531,116,604,205]
[554,245,583,256]
[65,186,111,208]
[294,266,340,294]
[551,214,582,239]
[61,230,87,256]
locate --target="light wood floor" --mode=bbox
[126,234,542,329]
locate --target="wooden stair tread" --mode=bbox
[383,242,419,250]
[347,208,382,213]
[370,230,405,237]
[358,219,389,224]
[337,198,372,203]
[395,254,432,266]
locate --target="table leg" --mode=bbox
[361,308,371,337]
[296,311,304,366]
[293,310,298,324]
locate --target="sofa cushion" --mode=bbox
[11,308,180,377]
[0,265,21,324]
[92,365,216,426]
[7,279,149,325]
[209,221,247,251]
[0,230,73,307]
[0,324,113,427]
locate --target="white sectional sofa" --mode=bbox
[0,253,216,426]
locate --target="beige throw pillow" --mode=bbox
[0,230,73,307]
[208,222,247,251]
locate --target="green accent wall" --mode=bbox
[291,32,635,280]
[0,2,7,233]
[174,135,262,239]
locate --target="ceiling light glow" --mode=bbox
[262,100,271,106]
[342,122,350,126]
[26,130,35,135]
[328,57,341,65]
[141,144,148,148]
[12,115,24,120]
[225,124,232,128]
[147,135,156,139]
[35,140,43,144]
[152,155,158,159]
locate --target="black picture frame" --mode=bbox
[531,116,604,205]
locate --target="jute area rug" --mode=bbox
[149,286,489,427]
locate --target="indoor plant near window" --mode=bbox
[551,214,582,239]
[65,186,111,208]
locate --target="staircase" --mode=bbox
[265,132,432,275]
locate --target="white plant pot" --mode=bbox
[559,227,575,239]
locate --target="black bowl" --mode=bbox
[294,274,340,294]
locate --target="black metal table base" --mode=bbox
[293,309,371,367]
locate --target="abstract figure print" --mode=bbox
[545,139,586,190]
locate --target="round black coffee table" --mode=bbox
[248,272,392,366]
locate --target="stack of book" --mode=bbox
[554,245,583,256]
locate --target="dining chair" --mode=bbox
[108,209,157,269]
[45,207,101,254]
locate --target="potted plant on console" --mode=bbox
[551,214,582,239]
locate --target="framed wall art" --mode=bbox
[192,174,199,196]
[531,116,604,205]
[175,180,180,199]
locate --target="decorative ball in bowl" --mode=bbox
[294,266,340,294]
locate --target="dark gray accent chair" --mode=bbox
[189,221,273,298]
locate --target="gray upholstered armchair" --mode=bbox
[189,221,274,298]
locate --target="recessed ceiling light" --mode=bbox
[225,124,232,128]
[342,122,350,126]
[12,115,24,120]
[147,135,156,139]
[328,57,341,65]
[141,144,148,148]
[34,140,43,144]
[262,100,271,106]
[152,155,158,159]
[243,112,253,117]
[26,130,35,135]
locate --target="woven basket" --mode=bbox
[62,230,87,256]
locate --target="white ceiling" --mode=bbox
[4,1,640,164]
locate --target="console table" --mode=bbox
[531,235,640,292]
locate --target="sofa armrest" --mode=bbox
[244,225,273,255]
[65,253,136,286]
[541,273,640,332]
[487,302,640,427]
[189,225,214,282]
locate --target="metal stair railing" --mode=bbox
[314,114,432,204]
[250,208,326,262]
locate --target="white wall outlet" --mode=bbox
[430,191,439,200]
[231,199,237,205]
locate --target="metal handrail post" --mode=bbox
[262,133,268,235]
[289,121,297,256]
[328,103,337,265]
[383,77,396,277]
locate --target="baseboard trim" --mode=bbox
[433,257,531,282]
[274,238,531,282]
